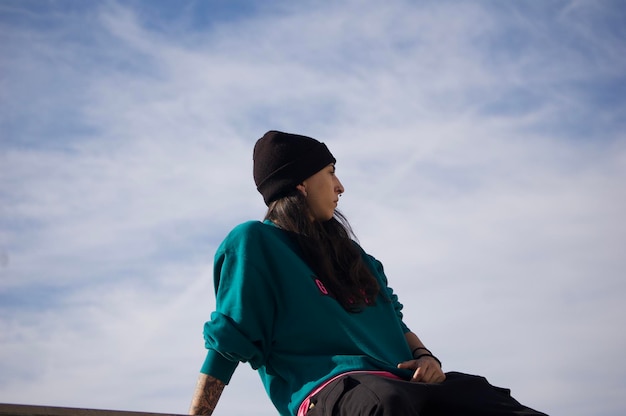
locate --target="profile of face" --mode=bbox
[296,163,345,221]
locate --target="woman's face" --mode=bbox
[298,163,345,221]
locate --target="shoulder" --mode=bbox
[225,220,280,238]
[227,220,266,236]
[351,241,378,267]
[355,246,387,278]
[219,220,283,251]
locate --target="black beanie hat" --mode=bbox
[253,130,336,205]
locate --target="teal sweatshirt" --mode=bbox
[201,220,414,415]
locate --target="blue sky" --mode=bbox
[1,1,625,415]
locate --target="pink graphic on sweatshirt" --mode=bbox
[314,278,329,295]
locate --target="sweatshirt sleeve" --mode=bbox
[366,254,411,334]
[201,223,277,383]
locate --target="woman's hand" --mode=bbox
[397,355,446,383]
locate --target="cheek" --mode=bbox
[311,200,334,221]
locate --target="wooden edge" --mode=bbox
[0,404,185,416]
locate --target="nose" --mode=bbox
[335,177,345,195]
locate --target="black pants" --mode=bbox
[306,372,548,416]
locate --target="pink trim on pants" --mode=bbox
[297,371,403,416]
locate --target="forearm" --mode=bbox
[189,373,226,415]
[404,331,443,367]
[404,331,428,355]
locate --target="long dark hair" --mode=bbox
[265,191,381,312]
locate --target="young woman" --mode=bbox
[189,131,547,416]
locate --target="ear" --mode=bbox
[296,183,307,197]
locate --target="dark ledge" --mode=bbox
[0,404,184,416]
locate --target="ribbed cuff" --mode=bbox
[200,349,239,384]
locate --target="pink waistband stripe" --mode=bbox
[297,370,403,416]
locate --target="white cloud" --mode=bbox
[1,1,625,415]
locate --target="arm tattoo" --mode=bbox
[189,374,225,415]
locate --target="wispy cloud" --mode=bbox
[1,1,625,415]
